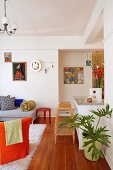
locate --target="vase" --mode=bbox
[83,136,101,161]
[96,78,102,88]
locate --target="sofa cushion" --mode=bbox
[0,95,10,109]
[0,108,36,118]
[20,100,36,111]
[1,97,16,111]
[15,99,24,107]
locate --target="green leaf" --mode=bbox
[90,104,112,118]
[58,103,112,160]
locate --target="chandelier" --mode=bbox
[0,0,17,35]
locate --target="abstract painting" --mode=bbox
[64,67,84,84]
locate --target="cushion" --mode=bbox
[0,108,36,118]
[20,100,36,111]
[15,99,24,107]
[1,97,16,111]
[59,102,71,108]
[0,95,10,109]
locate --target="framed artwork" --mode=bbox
[86,59,91,66]
[4,52,12,62]
[12,62,27,81]
[64,67,84,84]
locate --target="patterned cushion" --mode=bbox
[0,95,10,109]
[1,97,16,111]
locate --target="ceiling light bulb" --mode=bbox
[2,17,8,24]
[12,23,17,30]
[0,0,17,35]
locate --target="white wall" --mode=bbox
[0,49,59,115]
[0,36,103,116]
[0,36,103,50]
[59,51,92,107]
[104,0,113,169]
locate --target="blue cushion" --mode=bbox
[15,99,24,107]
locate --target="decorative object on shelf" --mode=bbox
[64,67,84,84]
[87,96,92,103]
[30,60,42,72]
[59,104,112,161]
[0,0,17,35]
[12,62,27,81]
[89,88,102,103]
[4,52,12,62]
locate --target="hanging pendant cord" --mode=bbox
[4,0,7,17]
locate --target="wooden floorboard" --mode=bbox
[28,117,111,170]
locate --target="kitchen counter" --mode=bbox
[73,96,104,105]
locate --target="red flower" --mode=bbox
[92,66,104,88]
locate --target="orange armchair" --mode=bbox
[0,117,32,165]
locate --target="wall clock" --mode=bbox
[30,60,42,72]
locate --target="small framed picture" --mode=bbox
[86,59,91,66]
[4,52,12,62]
[12,62,27,81]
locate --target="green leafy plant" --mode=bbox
[59,104,112,160]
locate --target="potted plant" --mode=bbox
[59,104,112,161]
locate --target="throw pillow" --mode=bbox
[20,100,36,111]
[1,97,16,111]
[0,95,10,109]
[15,99,24,107]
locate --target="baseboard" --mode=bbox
[105,151,113,170]
[37,115,55,117]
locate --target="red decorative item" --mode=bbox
[92,66,104,88]
[87,97,92,103]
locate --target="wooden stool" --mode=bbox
[57,102,74,118]
[55,102,74,144]
[55,115,75,144]
[36,107,51,123]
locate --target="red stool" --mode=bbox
[36,107,51,123]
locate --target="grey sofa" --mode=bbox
[0,108,36,123]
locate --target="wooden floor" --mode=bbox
[28,117,111,170]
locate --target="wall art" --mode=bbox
[64,67,84,84]
[12,62,27,81]
[4,52,12,62]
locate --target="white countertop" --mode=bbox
[73,96,104,150]
[73,96,104,105]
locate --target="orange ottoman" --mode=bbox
[36,107,51,123]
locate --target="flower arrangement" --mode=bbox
[92,66,104,88]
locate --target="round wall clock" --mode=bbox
[30,60,42,72]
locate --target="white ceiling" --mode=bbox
[0,0,98,36]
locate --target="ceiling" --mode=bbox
[0,0,98,36]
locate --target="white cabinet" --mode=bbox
[74,97,104,150]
